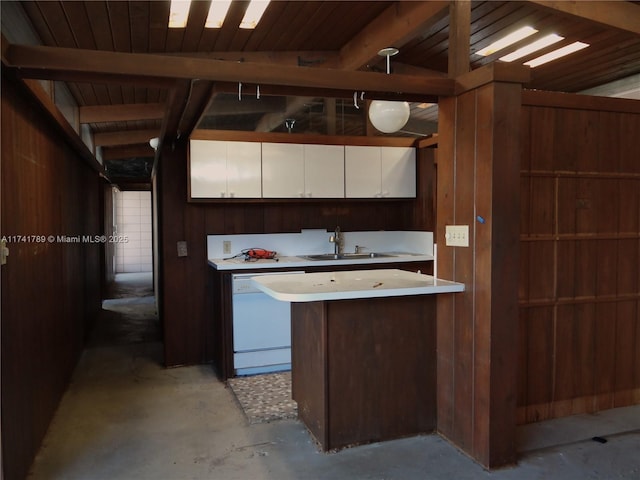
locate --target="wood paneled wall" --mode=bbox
[103,184,115,286]
[1,75,102,480]
[437,83,639,469]
[518,91,640,423]
[157,140,435,367]
[436,81,522,469]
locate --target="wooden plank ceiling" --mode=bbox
[2,0,639,185]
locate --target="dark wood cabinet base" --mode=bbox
[291,295,436,451]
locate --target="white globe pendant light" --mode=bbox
[368,47,410,134]
[368,100,410,133]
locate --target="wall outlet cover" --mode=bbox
[445,225,469,247]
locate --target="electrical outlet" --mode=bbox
[223,240,232,255]
[177,241,188,257]
[445,225,469,247]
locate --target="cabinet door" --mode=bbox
[304,144,344,198]
[226,141,262,198]
[345,146,382,198]
[189,140,227,198]
[262,143,305,197]
[381,147,416,197]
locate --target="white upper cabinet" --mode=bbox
[303,144,345,198]
[262,143,305,198]
[225,142,263,197]
[344,146,381,197]
[345,146,416,198]
[189,140,261,198]
[380,146,416,197]
[190,140,226,198]
[262,143,345,198]
[190,139,414,200]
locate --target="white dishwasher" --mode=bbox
[231,271,304,376]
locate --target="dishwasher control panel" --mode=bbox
[232,276,259,294]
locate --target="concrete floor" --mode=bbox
[28,273,640,479]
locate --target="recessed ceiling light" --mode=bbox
[205,0,232,28]
[476,26,538,56]
[499,33,564,62]
[525,41,590,68]
[168,0,191,28]
[240,0,271,29]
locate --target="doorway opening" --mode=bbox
[114,190,152,274]
[91,189,161,358]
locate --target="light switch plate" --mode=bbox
[445,225,469,247]
[177,241,188,257]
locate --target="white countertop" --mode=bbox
[252,269,464,302]
[208,253,433,270]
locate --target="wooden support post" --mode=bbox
[436,75,522,468]
[448,0,471,78]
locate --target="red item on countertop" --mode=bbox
[244,248,277,260]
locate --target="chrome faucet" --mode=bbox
[329,226,342,255]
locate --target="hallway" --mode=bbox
[26,274,640,479]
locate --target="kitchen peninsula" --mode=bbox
[253,269,464,451]
[208,229,438,379]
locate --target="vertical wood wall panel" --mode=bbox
[1,75,102,480]
[613,301,637,407]
[452,90,476,451]
[436,81,521,468]
[594,302,616,409]
[519,92,640,423]
[485,82,521,466]
[523,306,554,422]
[436,95,457,440]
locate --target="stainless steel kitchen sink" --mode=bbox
[302,253,396,261]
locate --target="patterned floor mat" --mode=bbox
[227,371,297,424]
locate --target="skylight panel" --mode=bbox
[169,0,191,28]
[476,26,538,57]
[240,1,270,29]
[499,34,564,62]
[524,41,590,68]
[205,0,232,28]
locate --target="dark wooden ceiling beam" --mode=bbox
[80,103,165,123]
[94,128,159,147]
[448,1,472,78]
[9,68,175,88]
[4,43,456,97]
[528,0,640,35]
[177,80,217,140]
[209,81,440,104]
[159,79,193,149]
[339,1,450,71]
[168,51,341,69]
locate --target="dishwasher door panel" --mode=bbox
[232,291,291,351]
[234,349,291,370]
